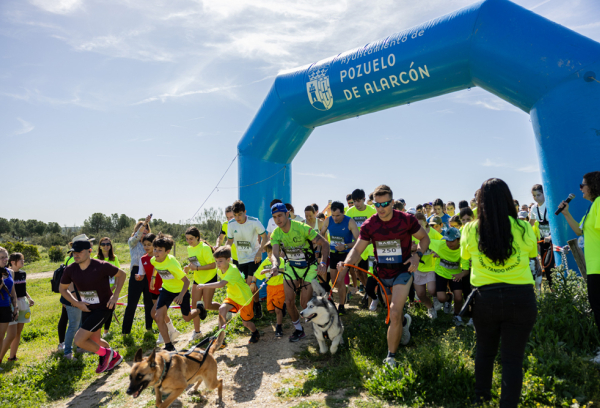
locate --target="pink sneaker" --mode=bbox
[107,350,123,371]
[95,348,114,374]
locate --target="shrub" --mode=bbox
[48,246,65,263]
[0,241,40,263]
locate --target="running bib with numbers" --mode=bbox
[539,223,551,238]
[237,240,252,254]
[80,290,100,304]
[188,256,201,267]
[286,247,307,268]
[354,216,368,227]
[439,259,460,270]
[330,236,345,251]
[156,269,174,280]
[376,240,402,264]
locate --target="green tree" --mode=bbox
[46,222,61,234]
[0,218,9,235]
[83,213,112,234]
[25,219,46,236]
[9,219,27,240]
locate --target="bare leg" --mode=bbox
[283,280,300,322]
[202,288,220,311]
[415,284,433,309]
[387,277,412,354]
[299,281,314,310]
[453,290,464,314]
[155,306,171,344]
[191,283,201,332]
[0,324,17,361]
[275,308,283,325]
[74,328,109,353]
[9,323,24,359]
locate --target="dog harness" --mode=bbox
[156,336,217,388]
[280,243,321,294]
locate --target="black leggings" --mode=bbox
[122,268,154,334]
[365,276,379,300]
[538,241,555,287]
[473,285,537,407]
[588,274,600,336]
[104,309,114,331]
[58,305,68,343]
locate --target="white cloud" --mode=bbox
[481,158,507,168]
[517,165,539,173]
[30,0,82,14]
[14,118,35,136]
[297,172,337,179]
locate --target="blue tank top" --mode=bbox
[0,269,14,307]
[328,216,353,253]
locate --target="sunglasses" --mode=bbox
[373,200,392,208]
[100,243,111,247]
[580,184,587,189]
[348,201,354,205]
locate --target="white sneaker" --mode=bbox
[427,307,437,319]
[467,318,474,327]
[169,327,182,343]
[400,314,412,346]
[156,332,165,345]
[190,331,203,342]
[453,315,464,326]
[58,342,65,351]
[414,293,420,302]
[102,332,109,339]
[369,298,379,311]
[443,293,454,314]
[383,356,397,368]
[433,298,442,312]
[590,351,600,364]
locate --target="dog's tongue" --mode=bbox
[133,390,141,398]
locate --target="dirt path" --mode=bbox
[30,264,131,281]
[46,312,367,408]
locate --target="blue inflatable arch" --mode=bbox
[238,0,600,259]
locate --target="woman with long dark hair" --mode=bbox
[558,171,600,363]
[94,237,120,337]
[460,178,538,407]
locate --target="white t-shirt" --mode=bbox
[267,218,278,235]
[227,216,266,264]
[530,202,550,238]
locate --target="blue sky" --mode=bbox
[2,0,600,226]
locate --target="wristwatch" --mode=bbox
[416,251,423,259]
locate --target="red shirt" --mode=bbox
[61,259,119,310]
[142,254,162,294]
[359,210,421,279]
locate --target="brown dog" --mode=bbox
[126,330,225,407]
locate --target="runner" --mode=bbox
[529,184,555,288]
[0,248,18,369]
[413,213,443,318]
[59,235,126,374]
[428,199,451,228]
[429,216,444,234]
[269,203,330,342]
[320,201,359,315]
[345,189,377,306]
[226,200,267,318]
[217,206,238,265]
[447,201,457,217]
[424,202,433,217]
[266,199,283,240]
[304,205,319,230]
[93,237,119,338]
[345,194,354,213]
[253,242,286,337]
[337,185,430,367]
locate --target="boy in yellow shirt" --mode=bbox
[196,246,260,344]
[252,243,286,337]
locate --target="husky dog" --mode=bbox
[300,279,344,354]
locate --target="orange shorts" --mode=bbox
[266,284,285,311]
[224,298,254,321]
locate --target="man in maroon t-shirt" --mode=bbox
[60,235,126,374]
[337,185,430,367]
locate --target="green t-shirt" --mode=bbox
[254,257,285,286]
[151,254,186,293]
[187,242,217,284]
[415,227,444,272]
[222,264,253,305]
[221,221,238,261]
[582,197,600,275]
[64,255,75,266]
[346,205,377,260]
[460,218,536,286]
[430,239,468,279]
[271,220,318,268]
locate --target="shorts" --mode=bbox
[194,273,218,285]
[266,285,285,311]
[357,258,369,273]
[435,274,463,292]
[224,298,254,321]
[157,289,191,316]
[81,309,111,332]
[380,272,413,296]
[238,262,259,280]
[0,306,13,323]
[9,297,31,325]
[414,271,436,286]
[329,252,349,270]
[284,263,318,283]
[151,293,159,300]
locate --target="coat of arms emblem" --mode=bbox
[306,63,333,111]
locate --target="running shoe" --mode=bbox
[433,297,442,312]
[383,356,397,368]
[156,332,165,345]
[289,329,306,342]
[453,315,464,326]
[164,343,176,352]
[169,326,181,343]
[443,293,454,314]
[400,314,412,346]
[338,304,346,316]
[64,353,77,361]
[248,331,260,344]
[427,307,437,319]
[196,301,208,320]
[358,284,365,293]
[369,298,379,311]
[107,350,123,371]
[189,331,203,342]
[345,287,352,303]
[360,294,369,309]
[102,331,109,339]
[275,325,283,338]
[57,342,65,351]
[219,339,228,349]
[253,302,263,319]
[95,348,114,374]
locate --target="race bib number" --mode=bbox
[354,216,367,228]
[109,276,115,285]
[439,259,460,270]
[539,224,551,238]
[156,269,174,280]
[80,290,100,304]
[286,247,307,268]
[237,240,252,254]
[330,236,345,251]
[376,240,402,264]
[188,256,201,267]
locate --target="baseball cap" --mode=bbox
[442,227,461,241]
[271,203,288,215]
[428,216,443,225]
[518,211,529,219]
[68,234,94,252]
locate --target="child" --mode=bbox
[413,213,443,318]
[449,215,462,230]
[196,246,260,344]
[94,238,119,338]
[429,216,444,234]
[142,234,180,345]
[0,253,34,363]
[252,243,286,337]
[151,233,204,352]
[430,228,469,326]
[184,226,220,342]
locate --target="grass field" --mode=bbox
[0,269,599,407]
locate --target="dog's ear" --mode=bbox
[134,348,143,363]
[311,278,327,297]
[149,348,157,368]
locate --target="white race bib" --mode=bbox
[286,247,307,267]
[237,240,252,254]
[188,256,201,267]
[80,290,100,304]
[156,269,174,280]
[376,240,402,264]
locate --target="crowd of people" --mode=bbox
[0,172,599,408]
